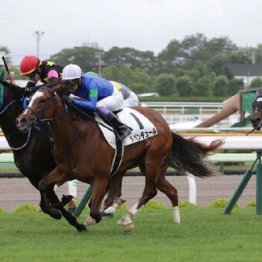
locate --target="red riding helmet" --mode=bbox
[19,55,41,76]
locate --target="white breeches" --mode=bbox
[96,88,124,112]
[124,91,139,107]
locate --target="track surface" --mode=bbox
[0,174,256,212]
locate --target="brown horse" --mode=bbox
[16,85,222,231]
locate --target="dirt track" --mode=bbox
[0,174,256,212]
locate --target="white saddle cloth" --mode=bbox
[96,108,158,149]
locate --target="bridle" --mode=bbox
[26,86,82,156]
[26,86,56,125]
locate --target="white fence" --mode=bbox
[142,102,240,127]
[1,134,261,204]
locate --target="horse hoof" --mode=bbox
[84,216,96,226]
[117,216,134,232]
[123,222,134,232]
[77,224,87,232]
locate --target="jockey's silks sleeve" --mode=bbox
[73,88,98,110]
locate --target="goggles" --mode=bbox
[25,70,37,79]
[62,79,78,91]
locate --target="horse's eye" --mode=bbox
[39,99,45,104]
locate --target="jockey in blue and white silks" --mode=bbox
[85,72,139,107]
[62,64,132,140]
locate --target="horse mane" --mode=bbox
[68,103,95,120]
[53,84,95,121]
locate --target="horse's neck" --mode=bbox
[50,106,93,154]
[0,106,28,149]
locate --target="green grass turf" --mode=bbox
[0,206,261,261]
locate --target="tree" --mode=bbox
[228,79,243,96]
[255,44,262,64]
[176,75,194,97]
[194,76,212,97]
[250,78,262,88]
[0,46,11,66]
[156,39,185,74]
[189,62,210,82]
[103,47,156,74]
[207,54,229,76]
[228,49,251,64]
[49,46,103,73]
[213,75,228,96]
[102,65,154,93]
[155,74,176,96]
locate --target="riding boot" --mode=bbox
[103,111,133,140]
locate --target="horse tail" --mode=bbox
[166,133,223,177]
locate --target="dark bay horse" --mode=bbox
[0,80,85,231]
[16,85,223,231]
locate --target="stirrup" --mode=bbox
[115,127,132,140]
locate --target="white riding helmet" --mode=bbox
[62,64,83,80]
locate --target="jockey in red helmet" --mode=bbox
[19,55,63,95]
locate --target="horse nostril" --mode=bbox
[16,117,26,125]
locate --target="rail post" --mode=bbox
[73,186,92,217]
[223,157,258,215]
[256,151,262,214]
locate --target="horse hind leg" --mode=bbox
[84,177,108,226]
[118,163,158,232]
[156,174,180,223]
[102,171,126,216]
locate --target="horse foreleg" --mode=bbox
[39,183,62,220]
[50,192,86,232]
[39,167,86,232]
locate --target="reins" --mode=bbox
[0,96,24,116]
[10,127,33,151]
[30,86,83,156]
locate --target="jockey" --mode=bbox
[62,64,133,140]
[86,72,139,107]
[19,55,63,95]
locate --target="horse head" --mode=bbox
[16,85,59,132]
[251,89,262,130]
